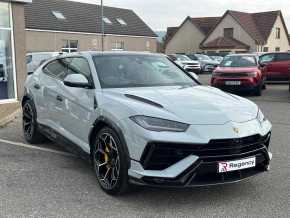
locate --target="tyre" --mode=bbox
[262,82,266,90]
[22,99,46,144]
[254,85,262,96]
[93,127,129,195]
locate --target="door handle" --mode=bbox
[56,95,63,102]
[34,84,41,90]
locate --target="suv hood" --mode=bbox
[215,66,259,72]
[104,86,258,125]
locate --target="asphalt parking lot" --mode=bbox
[0,75,290,218]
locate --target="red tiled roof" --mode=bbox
[164,16,220,46]
[228,10,280,43]
[201,36,250,49]
[166,10,287,49]
[252,11,281,42]
[190,17,221,35]
[200,10,286,48]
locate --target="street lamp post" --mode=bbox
[101,0,104,52]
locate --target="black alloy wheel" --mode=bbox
[94,132,120,189]
[23,102,34,140]
[22,100,46,144]
[93,127,129,195]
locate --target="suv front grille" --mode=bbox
[220,73,248,77]
[141,133,271,170]
[186,64,200,68]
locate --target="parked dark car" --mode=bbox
[212,54,266,96]
[259,52,290,81]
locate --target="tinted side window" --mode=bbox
[260,54,275,63]
[275,53,290,61]
[43,59,67,80]
[66,57,92,79]
[188,55,198,60]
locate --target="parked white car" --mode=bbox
[22,52,272,195]
[26,52,60,74]
[168,54,201,74]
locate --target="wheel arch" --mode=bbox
[21,89,34,107]
[88,116,131,167]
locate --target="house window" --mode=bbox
[224,28,234,38]
[276,28,281,39]
[0,2,16,101]
[103,17,112,24]
[263,47,269,52]
[52,11,66,20]
[116,18,127,26]
[275,47,280,52]
[112,41,125,51]
[62,40,78,53]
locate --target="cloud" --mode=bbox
[72,0,290,31]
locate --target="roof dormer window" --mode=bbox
[52,11,66,20]
[102,17,112,24]
[224,28,234,38]
[116,18,127,26]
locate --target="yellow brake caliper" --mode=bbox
[104,144,110,163]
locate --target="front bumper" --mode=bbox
[213,84,259,93]
[212,77,261,92]
[128,131,272,188]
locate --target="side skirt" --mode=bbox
[38,124,92,164]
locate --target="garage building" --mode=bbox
[24,0,157,53]
[0,0,28,117]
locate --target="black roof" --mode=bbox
[24,0,157,37]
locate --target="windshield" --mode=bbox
[175,55,192,61]
[93,55,196,88]
[196,54,212,61]
[220,55,257,67]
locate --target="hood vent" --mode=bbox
[125,94,164,108]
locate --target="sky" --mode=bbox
[71,0,290,31]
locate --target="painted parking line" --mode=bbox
[0,138,75,157]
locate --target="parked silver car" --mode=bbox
[187,54,219,73]
[26,52,60,74]
[22,52,272,195]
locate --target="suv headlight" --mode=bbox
[257,109,266,123]
[212,71,221,77]
[130,116,189,132]
[247,72,258,77]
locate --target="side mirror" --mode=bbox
[258,60,267,68]
[188,72,199,81]
[63,74,92,89]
